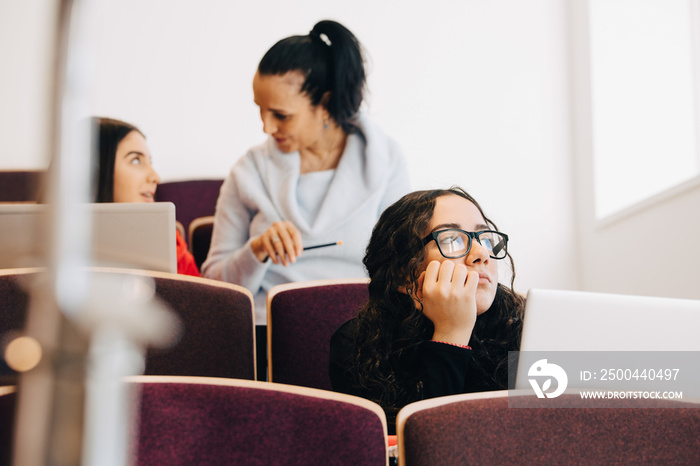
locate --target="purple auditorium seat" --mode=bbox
[153,179,223,236]
[0,268,256,382]
[267,279,369,390]
[187,215,214,270]
[132,376,388,466]
[397,391,700,466]
[143,269,256,380]
[0,271,31,386]
[0,378,388,466]
[0,170,45,202]
[0,388,16,465]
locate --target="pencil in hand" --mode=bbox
[263,241,343,263]
[303,241,343,251]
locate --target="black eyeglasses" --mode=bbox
[422,229,509,260]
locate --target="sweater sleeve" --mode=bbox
[200,159,271,293]
[379,142,412,212]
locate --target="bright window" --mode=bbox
[589,0,700,219]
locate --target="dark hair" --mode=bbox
[92,117,143,202]
[352,187,525,414]
[257,20,366,134]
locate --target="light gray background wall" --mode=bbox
[2,0,698,299]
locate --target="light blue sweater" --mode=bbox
[202,115,411,324]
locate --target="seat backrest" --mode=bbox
[0,377,388,466]
[0,170,45,202]
[142,269,256,380]
[0,268,256,381]
[153,179,223,235]
[0,271,32,385]
[396,390,700,465]
[0,387,16,465]
[187,215,214,270]
[130,376,388,466]
[267,279,369,390]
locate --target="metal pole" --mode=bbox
[11,1,178,464]
[12,0,93,463]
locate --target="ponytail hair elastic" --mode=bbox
[310,29,332,47]
[258,20,365,134]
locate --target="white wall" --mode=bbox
[1,0,580,295]
[0,0,56,169]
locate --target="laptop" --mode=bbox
[514,288,700,389]
[0,202,177,273]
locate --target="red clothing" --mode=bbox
[176,229,200,277]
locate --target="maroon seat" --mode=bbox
[187,215,214,270]
[1,377,388,465]
[131,376,388,465]
[397,390,700,465]
[0,272,31,385]
[0,170,45,202]
[0,388,16,465]
[142,270,256,380]
[153,179,223,235]
[0,268,255,382]
[267,279,369,390]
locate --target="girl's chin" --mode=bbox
[475,293,497,315]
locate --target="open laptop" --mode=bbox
[514,288,700,389]
[0,202,176,273]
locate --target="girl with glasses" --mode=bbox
[330,187,524,433]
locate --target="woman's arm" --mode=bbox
[200,167,270,291]
[378,147,411,212]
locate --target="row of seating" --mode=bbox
[0,268,378,463]
[3,377,697,465]
[0,267,367,390]
[3,273,700,463]
[0,376,387,465]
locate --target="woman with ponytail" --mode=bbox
[202,20,410,376]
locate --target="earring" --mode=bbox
[324,117,329,130]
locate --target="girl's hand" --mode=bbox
[251,221,303,266]
[416,260,478,346]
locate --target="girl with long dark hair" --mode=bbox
[330,187,524,432]
[93,117,199,276]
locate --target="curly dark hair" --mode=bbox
[351,187,525,415]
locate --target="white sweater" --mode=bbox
[202,115,411,324]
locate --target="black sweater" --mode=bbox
[329,318,514,434]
